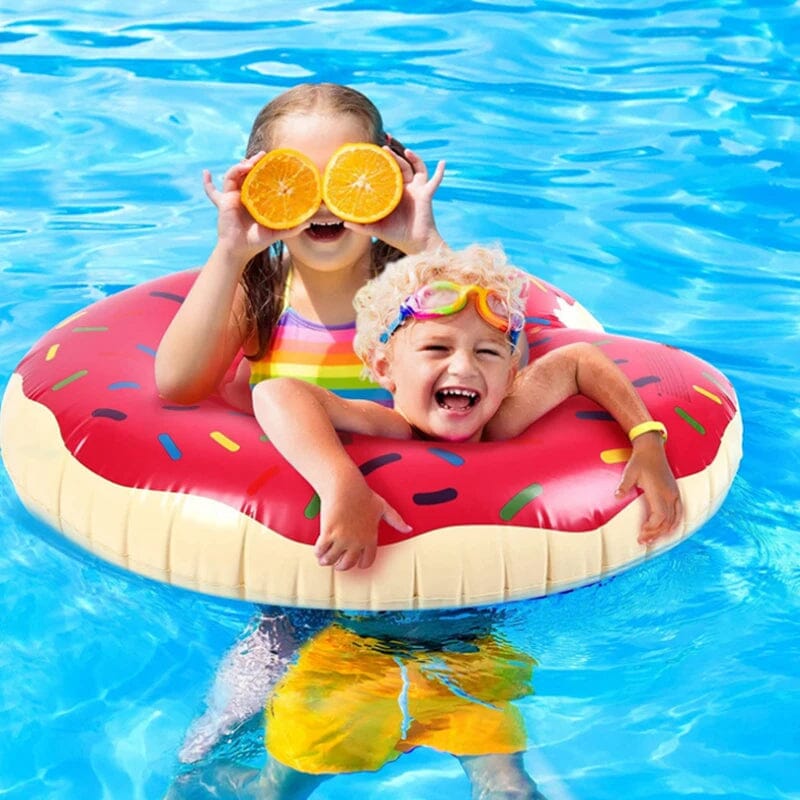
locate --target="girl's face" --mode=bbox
[270,112,375,275]
[372,305,517,443]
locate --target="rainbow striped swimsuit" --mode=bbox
[249,307,393,406]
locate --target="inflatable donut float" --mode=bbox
[0,270,742,610]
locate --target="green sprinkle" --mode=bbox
[52,370,88,391]
[304,493,321,520]
[675,406,706,434]
[499,483,543,522]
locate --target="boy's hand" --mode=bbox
[615,433,683,545]
[314,479,411,571]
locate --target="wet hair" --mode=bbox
[241,83,406,359]
[353,245,528,379]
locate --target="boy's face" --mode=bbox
[373,304,517,442]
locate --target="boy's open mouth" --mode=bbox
[306,221,345,241]
[436,388,479,411]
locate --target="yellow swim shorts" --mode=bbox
[265,623,535,774]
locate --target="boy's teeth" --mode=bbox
[436,389,478,410]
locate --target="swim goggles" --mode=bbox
[379,281,525,347]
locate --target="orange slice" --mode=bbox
[240,148,322,230]
[322,143,403,224]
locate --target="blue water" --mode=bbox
[1,2,798,798]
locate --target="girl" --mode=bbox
[155,83,446,410]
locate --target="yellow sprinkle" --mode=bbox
[528,276,548,293]
[45,344,59,361]
[692,384,722,404]
[210,431,240,452]
[54,310,87,330]
[601,448,631,464]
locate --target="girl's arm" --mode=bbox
[155,154,300,404]
[345,148,447,254]
[486,342,682,542]
[252,378,412,571]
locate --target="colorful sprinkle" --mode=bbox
[108,381,141,391]
[692,384,722,404]
[413,488,458,506]
[633,375,661,388]
[150,291,185,303]
[91,408,127,421]
[701,370,727,392]
[72,326,109,333]
[210,431,240,452]
[136,344,157,357]
[158,433,182,460]
[246,465,280,496]
[601,448,631,464]
[51,370,88,391]
[527,276,548,293]
[45,344,59,361]
[54,310,86,329]
[675,406,706,434]
[359,453,402,476]
[525,316,553,327]
[499,483,543,521]
[304,494,321,519]
[162,405,200,412]
[529,336,552,348]
[576,410,614,421]
[427,447,465,466]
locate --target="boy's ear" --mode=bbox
[371,348,396,393]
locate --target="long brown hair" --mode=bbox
[241,83,405,360]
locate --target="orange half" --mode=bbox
[322,143,403,224]
[240,148,322,230]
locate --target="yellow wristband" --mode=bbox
[628,420,667,443]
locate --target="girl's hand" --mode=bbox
[314,480,411,571]
[203,152,306,260]
[615,434,683,545]
[344,147,446,255]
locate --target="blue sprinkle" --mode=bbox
[529,336,552,348]
[107,381,141,391]
[427,447,465,466]
[158,433,182,460]
[137,344,157,357]
[525,316,553,326]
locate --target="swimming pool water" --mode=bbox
[1,2,798,798]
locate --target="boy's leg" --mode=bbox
[458,753,547,800]
[179,608,331,764]
[253,756,329,800]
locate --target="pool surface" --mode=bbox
[1,2,798,799]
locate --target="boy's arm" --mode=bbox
[252,378,412,571]
[486,342,682,543]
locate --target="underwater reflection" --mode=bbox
[168,606,545,799]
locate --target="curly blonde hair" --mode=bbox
[353,245,528,378]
